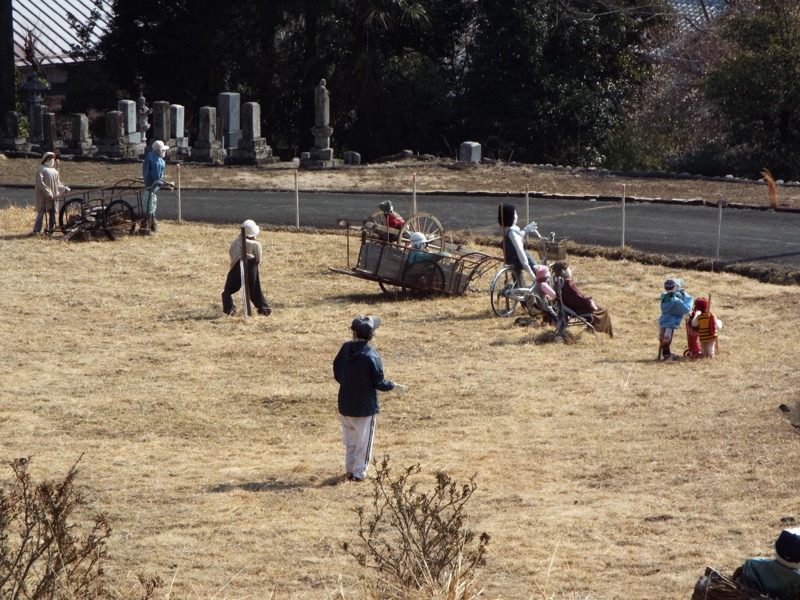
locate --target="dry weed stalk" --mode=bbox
[0,456,111,599]
[343,457,489,600]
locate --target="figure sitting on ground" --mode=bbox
[550,261,614,337]
[733,528,800,600]
[689,297,722,358]
[221,219,272,316]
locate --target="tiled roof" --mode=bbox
[668,0,728,33]
[13,0,112,68]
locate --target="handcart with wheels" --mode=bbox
[56,179,174,240]
[330,210,503,296]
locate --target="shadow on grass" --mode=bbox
[207,474,352,492]
[207,479,307,493]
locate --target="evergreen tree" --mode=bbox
[703,0,800,179]
[461,0,662,165]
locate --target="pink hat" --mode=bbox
[534,264,550,282]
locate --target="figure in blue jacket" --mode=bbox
[734,528,800,600]
[142,140,167,232]
[332,316,407,482]
[658,277,693,360]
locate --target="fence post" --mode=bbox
[621,183,626,249]
[525,185,530,224]
[412,172,417,215]
[176,163,182,223]
[715,194,724,262]
[295,170,300,229]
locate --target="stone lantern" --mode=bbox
[20,72,49,140]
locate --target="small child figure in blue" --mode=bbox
[658,277,693,361]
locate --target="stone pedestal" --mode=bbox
[301,80,342,168]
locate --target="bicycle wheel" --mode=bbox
[59,199,84,231]
[490,266,521,317]
[104,200,136,240]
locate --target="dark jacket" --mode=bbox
[333,341,395,417]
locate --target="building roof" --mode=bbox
[668,0,728,34]
[13,0,113,68]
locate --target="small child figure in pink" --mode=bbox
[689,297,722,358]
[531,264,558,325]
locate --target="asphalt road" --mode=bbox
[2,186,799,268]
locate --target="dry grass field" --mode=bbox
[2,196,800,599]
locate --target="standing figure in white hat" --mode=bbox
[221,219,272,316]
[142,140,168,232]
[32,152,69,235]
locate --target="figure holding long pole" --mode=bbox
[221,219,272,319]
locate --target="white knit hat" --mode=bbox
[242,219,259,238]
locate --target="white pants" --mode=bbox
[340,414,376,479]
[701,340,717,358]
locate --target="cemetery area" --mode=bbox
[1,203,800,598]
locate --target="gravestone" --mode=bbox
[96,110,127,158]
[61,113,96,157]
[0,111,32,152]
[229,101,277,165]
[118,100,139,142]
[301,79,342,168]
[118,99,146,156]
[152,101,171,149]
[218,92,242,152]
[191,106,225,164]
[170,104,190,160]
[459,141,481,163]
[40,112,63,153]
[344,151,361,165]
[28,104,44,143]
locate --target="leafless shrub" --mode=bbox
[0,456,111,599]
[342,456,490,600]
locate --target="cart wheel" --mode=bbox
[490,265,521,317]
[104,200,136,240]
[59,198,85,232]
[403,261,447,294]
[365,210,388,228]
[399,213,446,252]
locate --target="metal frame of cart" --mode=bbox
[330,211,503,295]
